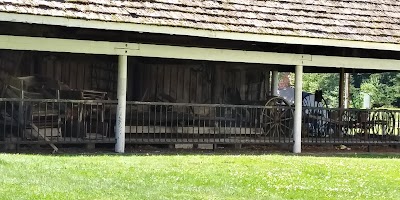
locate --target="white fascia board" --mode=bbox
[2,12,400,52]
[0,35,399,71]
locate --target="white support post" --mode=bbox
[344,73,350,109]
[271,71,279,96]
[115,55,128,153]
[293,65,303,153]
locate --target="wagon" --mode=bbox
[259,96,293,137]
[0,76,109,146]
[302,92,396,137]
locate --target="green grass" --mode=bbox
[1,153,400,200]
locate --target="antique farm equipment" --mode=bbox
[302,90,396,137]
[1,76,65,152]
[302,90,330,137]
[0,75,109,145]
[260,96,293,137]
[335,109,396,137]
[59,89,109,139]
[219,87,294,137]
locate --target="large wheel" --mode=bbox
[261,97,293,137]
[302,94,329,137]
[371,111,395,135]
[340,110,374,136]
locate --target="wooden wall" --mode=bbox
[131,62,213,103]
[0,50,272,104]
[0,51,117,99]
[130,61,271,104]
[38,54,117,98]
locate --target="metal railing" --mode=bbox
[0,99,399,148]
[302,107,400,144]
[0,99,115,145]
[123,102,293,144]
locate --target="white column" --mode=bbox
[344,73,350,108]
[293,65,303,153]
[271,71,279,96]
[115,55,128,153]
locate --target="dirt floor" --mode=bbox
[2,143,400,155]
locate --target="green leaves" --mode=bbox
[302,72,399,108]
[302,73,340,108]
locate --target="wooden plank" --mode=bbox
[176,66,184,101]
[240,69,246,101]
[2,35,400,71]
[183,67,190,102]
[154,64,161,98]
[29,123,59,153]
[126,138,293,144]
[163,65,170,97]
[82,62,88,90]
[147,64,155,101]
[189,68,195,102]
[53,60,59,82]
[196,70,202,103]
[77,63,84,90]
[212,65,222,103]
[125,125,263,135]
[169,66,177,100]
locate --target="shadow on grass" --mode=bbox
[3,145,400,159]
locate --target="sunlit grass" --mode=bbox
[0,154,399,200]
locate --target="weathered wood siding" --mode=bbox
[38,54,117,98]
[132,63,213,103]
[0,50,272,103]
[0,51,118,98]
[131,61,271,104]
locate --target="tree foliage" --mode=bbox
[302,73,340,107]
[351,72,400,108]
[299,72,399,108]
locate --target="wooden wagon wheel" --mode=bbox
[371,111,395,135]
[339,109,375,136]
[302,93,329,137]
[261,97,293,137]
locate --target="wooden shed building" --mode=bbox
[0,0,399,153]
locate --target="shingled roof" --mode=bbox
[0,0,400,44]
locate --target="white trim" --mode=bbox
[293,65,303,153]
[2,12,400,52]
[115,55,127,153]
[271,71,279,96]
[0,35,399,71]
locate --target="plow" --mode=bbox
[0,75,108,152]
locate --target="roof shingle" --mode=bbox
[1,0,400,44]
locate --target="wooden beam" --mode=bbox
[29,124,58,153]
[0,35,400,71]
[125,126,263,135]
[2,12,400,52]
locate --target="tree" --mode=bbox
[302,73,339,107]
[301,72,399,108]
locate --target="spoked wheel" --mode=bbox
[261,97,293,137]
[371,111,395,135]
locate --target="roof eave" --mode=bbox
[1,12,400,52]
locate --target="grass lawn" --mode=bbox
[1,153,400,200]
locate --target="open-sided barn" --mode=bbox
[0,0,399,153]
